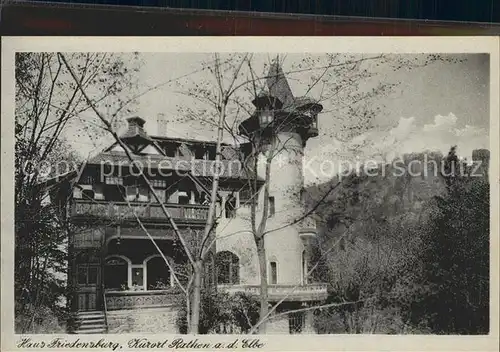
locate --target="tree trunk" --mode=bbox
[189,260,203,334]
[257,238,268,334]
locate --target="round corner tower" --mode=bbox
[238,61,323,286]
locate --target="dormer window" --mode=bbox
[311,114,318,129]
[207,146,216,160]
[194,147,206,160]
[164,143,177,157]
[178,193,190,205]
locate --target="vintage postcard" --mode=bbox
[1,37,499,351]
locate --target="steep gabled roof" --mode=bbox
[87,151,261,181]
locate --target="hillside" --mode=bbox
[305,151,447,235]
[302,149,489,334]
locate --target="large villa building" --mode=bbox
[48,62,329,334]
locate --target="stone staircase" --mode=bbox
[71,311,107,334]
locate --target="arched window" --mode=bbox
[145,255,172,290]
[104,255,130,290]
[215,251,239,284]
[269,261,278,285]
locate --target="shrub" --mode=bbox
[176,290,259,334]
[15,304,67,334]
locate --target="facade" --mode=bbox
[52,62,327,334]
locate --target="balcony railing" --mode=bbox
[72,200,209,222]
[218,283,328,302]
[104,289,182,310]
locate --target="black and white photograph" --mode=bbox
[2,37,498,350]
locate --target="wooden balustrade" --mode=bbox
[72,200,209,222]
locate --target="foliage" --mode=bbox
[309,148,489,334]
[15,304,68,334]
[412,147,490,334]
[14,52,140,333]
[176,289,260,334]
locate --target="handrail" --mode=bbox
[74,199,210,209]
[72,200,209,221]
[102,284,108,333]
[218,283,327,291]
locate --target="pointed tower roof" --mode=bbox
[266,61,295,110]
[238,59,324,139]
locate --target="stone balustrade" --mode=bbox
[104,290,182,311]
[218,283,328,302]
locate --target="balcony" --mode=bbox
[218,283,328,302]
[104,289,182,311]
[72,200,209,223]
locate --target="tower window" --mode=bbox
[225,192,237,218]
[311,114,318,129]
[239,188,252,207]
[268,197,275,217]
[270,261,278,284]
[301,250,308,285]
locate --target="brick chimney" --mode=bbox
[156,113,167,137]
[123,116,149,139]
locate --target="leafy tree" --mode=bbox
[310,147,489,335]
[308,153,445,334]
[15,52,140,333]
[413,147,489,334]
[176,290,260,334]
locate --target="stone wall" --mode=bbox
[107,306,179,333]
[267,315,289,334]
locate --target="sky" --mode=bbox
[66,53,490,185]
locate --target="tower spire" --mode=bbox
[267,56,294,109]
